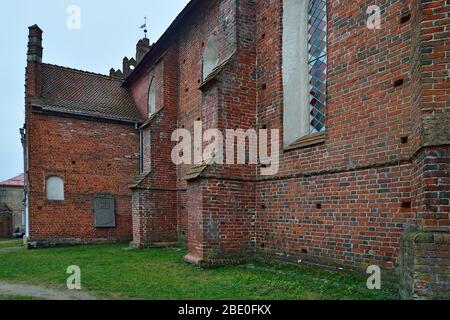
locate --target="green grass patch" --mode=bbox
[0,239,23,249]
[0,243,398,300]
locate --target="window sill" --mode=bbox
[44,200,65,206]
[182,163,209,181]
[140,107,164,129]
[199,54,235,91]
[284,132,326,152]
[129,171,152,188]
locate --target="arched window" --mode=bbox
[46,176,64,201]
[148,77,156,117]
[282,0,327,146]
[202,34,219,80]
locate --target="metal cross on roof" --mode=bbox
[140,17,148,39]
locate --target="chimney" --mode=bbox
[122,57,136,78]
[109,68,123,79]
[136,38,151,64]
[27,25,43,63]
[26,25,43,97]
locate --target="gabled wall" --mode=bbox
[24,26,140,247]
[25,114,139,245]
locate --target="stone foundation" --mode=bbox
[25,236,132,249]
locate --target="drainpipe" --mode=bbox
[20,126,28,238]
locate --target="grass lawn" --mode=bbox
[0,239,23,249]
[0,243,398,300]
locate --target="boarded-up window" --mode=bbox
[46,176,64,201]
[93,194,115,228]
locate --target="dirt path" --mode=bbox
[0,281,99,300]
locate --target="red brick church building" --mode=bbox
[23,0,448,299]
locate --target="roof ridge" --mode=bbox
[42,63,122,82]
[39,64,144,123]
[0,173,24,187]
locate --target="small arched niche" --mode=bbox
[148,77,156,117]
[202,34,219,80]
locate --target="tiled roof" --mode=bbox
[0,174,24,187]
[37,64,143,122]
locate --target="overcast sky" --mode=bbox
[0,0,189,181]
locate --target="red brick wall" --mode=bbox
[256,0,414,176]
[176,0,220,186]
[22,0,448,298]
[183,0,259,264]
[186,178,256,265]
[399,0,449,299]
[400,231,450,299]
[128,0,223,247]
[129,43,180,246]
[132,188,178,244]
[257,164,414,270]
[130,60,165,119]
[27,113,139,243]
[129,0,444,271]
[121,0,448,271]
[23,1,448,297]
[177,190,188,240]
[185,179,203,261]
[411,146,450,232]
[251,0,421,271]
